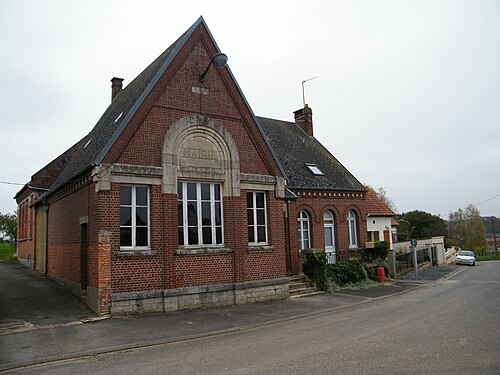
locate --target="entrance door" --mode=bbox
[324,211,336,264]
[80,223,88,294]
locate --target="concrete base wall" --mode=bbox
[110,278,289,315]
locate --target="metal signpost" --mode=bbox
[410,239,418,277]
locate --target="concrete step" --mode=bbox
[289,286,320,296]
[289,290,325,299]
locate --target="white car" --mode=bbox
[456,250,476,266]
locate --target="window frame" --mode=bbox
[177,181,224,247]
[120,185,150,250]
[247,191,268,245]
[298,210,311,250]
[347,210,358,248]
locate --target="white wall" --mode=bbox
[367,216,393,249]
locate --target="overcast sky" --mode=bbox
[1,0,499,219]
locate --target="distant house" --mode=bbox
[15,17,367,315]
[365,189,395,249]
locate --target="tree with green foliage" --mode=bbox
[449,205,487,252]
[397,210,447,240]
[0,212,17,243]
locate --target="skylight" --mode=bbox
[114,112,123,123]
[306,163,324,176]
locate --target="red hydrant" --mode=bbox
[377,267,385,284]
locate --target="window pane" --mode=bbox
[120,186,132,205]
[177,182,183,199]
[201,183,210,200]
[202,202,211,225]
[304,238,310,249]
[214,184,221,201]
[136,207,148,226]
[216,227,222,244]
[178,227,184,246]
[202,227,212,245]
[325,227,333,247]
[187,202,197,226]
[178,201,183,226]
[246,192,253,208]
[248,226,255,243]
[188,227,198,245]
[215,202,222,225]
[187,183,197,200]
[136,187,148,206]
[257,226,266,243]
[256,209,265,225]
[247,209,254,225]
[120,207,131,226]
[136,227,148,246]
[120,227,132,247]
[256,192,265,208]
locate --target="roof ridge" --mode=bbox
[45,17,206,197]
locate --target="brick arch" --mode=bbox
[295,204,317,223]
[320,205,341,224]
[162,114,240,196]
[343,205,365,223]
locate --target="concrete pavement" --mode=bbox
[0,262,462,372]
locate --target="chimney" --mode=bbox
[294,104,313,136]
[111,77,124,102]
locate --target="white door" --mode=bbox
[324,211,336,264]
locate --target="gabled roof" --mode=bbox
[47,17,207,195]
[365,189,395,216]
[257,116,365,191]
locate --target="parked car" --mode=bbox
[456,250,476,266]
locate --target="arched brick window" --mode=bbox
[298,210,311,250]
[347,210,358,248]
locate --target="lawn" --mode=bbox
[0,242,16,263]
[476,253,500,261]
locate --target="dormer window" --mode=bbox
[306,163,324,176]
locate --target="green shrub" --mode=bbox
[326,259,367,287]
[362,241,389,262]
[302,252,328,291]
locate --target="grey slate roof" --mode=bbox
[257,116,366,192]
[47,18,202,195]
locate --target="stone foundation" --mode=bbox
[110,278,289,315]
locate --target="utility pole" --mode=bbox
[492,216,498,253]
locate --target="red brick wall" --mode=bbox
[47,184,92,283]
[115,41,273,176]
[287,191,368,274]
[16,191,37,266]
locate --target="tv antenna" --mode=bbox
[302,76,319,106]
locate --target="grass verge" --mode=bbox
[0,242,16,263]
[477,253,500,261]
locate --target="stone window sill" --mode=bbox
[247,245,274,252]
[176,247,232,255]
[117,249,157,258]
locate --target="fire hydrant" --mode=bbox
[377,267,385,284]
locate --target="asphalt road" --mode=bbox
[8,261,500,374]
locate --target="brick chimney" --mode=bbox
[294,104,313,136]
[111,77,124,102]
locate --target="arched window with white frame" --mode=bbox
[347,210,358,248]
[298,210,311,250]
[323,211,336,264]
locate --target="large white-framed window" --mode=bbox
[247,191,268,244]
[120,185,150,248]
[324,211,336,264]
[178,182,223,246]
[347,210,358,248]
[298,210,311,250]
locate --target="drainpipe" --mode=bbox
[44,203,50,278]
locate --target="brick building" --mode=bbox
[15,17,367,315]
